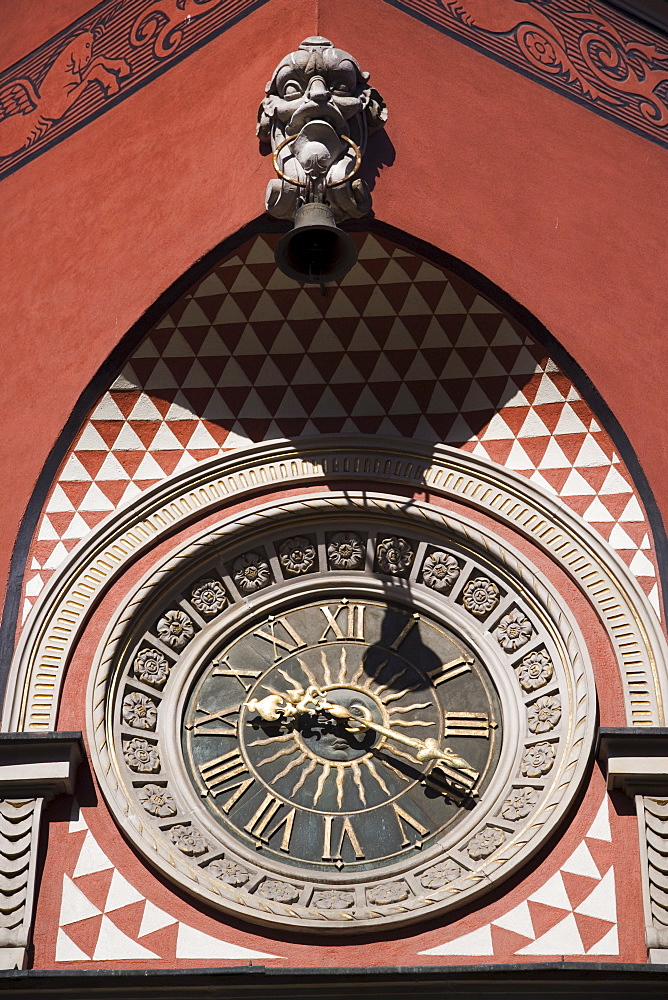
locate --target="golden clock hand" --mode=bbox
[327,703,479,789]
[245,685,326,721]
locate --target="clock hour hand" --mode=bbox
[244,689,478,794]
[328,703,479,791]
[245,685,326,721]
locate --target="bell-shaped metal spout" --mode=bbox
[274,202,357,285]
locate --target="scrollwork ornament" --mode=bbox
[327,531,364,570]
[157,609,194,649]
[138,784,176,817]
[422,551,460,591]
[191,579,227,615]
[257,880,300,904]
[279,536,316,575]
[522,742,556,777]
[376,536,414,575]
[169,824,208,856]
[528,695,561,734]
[521,28,561,71]
[444,2,668,137]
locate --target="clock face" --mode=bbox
[183,598,501,875]
[92,495,593,932]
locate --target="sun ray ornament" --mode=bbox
[257,36,387,284]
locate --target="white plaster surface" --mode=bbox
[59,875,100,926]
[104,869,144,913]
[516,913,585,956]
[560,842,601,880]
[72,831,113,878]
[174,924,281,960]
[92,916,158,961]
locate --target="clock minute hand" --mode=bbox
[244,689,479,794]
[326,703,479,789]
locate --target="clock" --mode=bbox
[183,596,501,875]
[91,493,594,932]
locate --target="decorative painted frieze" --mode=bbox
[1,0,668,183]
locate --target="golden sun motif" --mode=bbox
[244,643,436,811]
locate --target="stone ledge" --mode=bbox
[0,732,83,799]
[597,727,668,795]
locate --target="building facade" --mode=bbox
[1,0,668,994]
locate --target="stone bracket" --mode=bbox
[597,728,668,963]
[0,733,83,971]
[597,727,668,796]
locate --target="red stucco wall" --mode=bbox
[1,0,667,632]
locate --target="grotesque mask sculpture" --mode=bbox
[258,36,387,223]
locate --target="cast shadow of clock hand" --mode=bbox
[359,563,479,811]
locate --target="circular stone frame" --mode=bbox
[88,491,595,932]
[7,438,665,734]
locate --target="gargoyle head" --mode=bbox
[257,36,386,143]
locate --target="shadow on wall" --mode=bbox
[7,222,665,713]
[112,228,540,452]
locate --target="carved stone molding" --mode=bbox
[5,438,666,734]
[85,493,594,930]
[598,727,668,795]
[0,799,40,970]
[0,733,83,970]
[638,795,668,962]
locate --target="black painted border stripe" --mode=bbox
[1,215,664,710]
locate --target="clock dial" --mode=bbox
[183,598,501,873]
[94,495,593,932]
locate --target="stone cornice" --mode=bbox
[597,726,668,794]
[0,732,83,799]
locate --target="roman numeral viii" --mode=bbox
[198,749,254,813]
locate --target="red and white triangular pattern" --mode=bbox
[21,234,661,625]
[419,796,618,957]
[53,803,281,964]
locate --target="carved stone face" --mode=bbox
[259,37,372,139]
[258,37,386,223]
